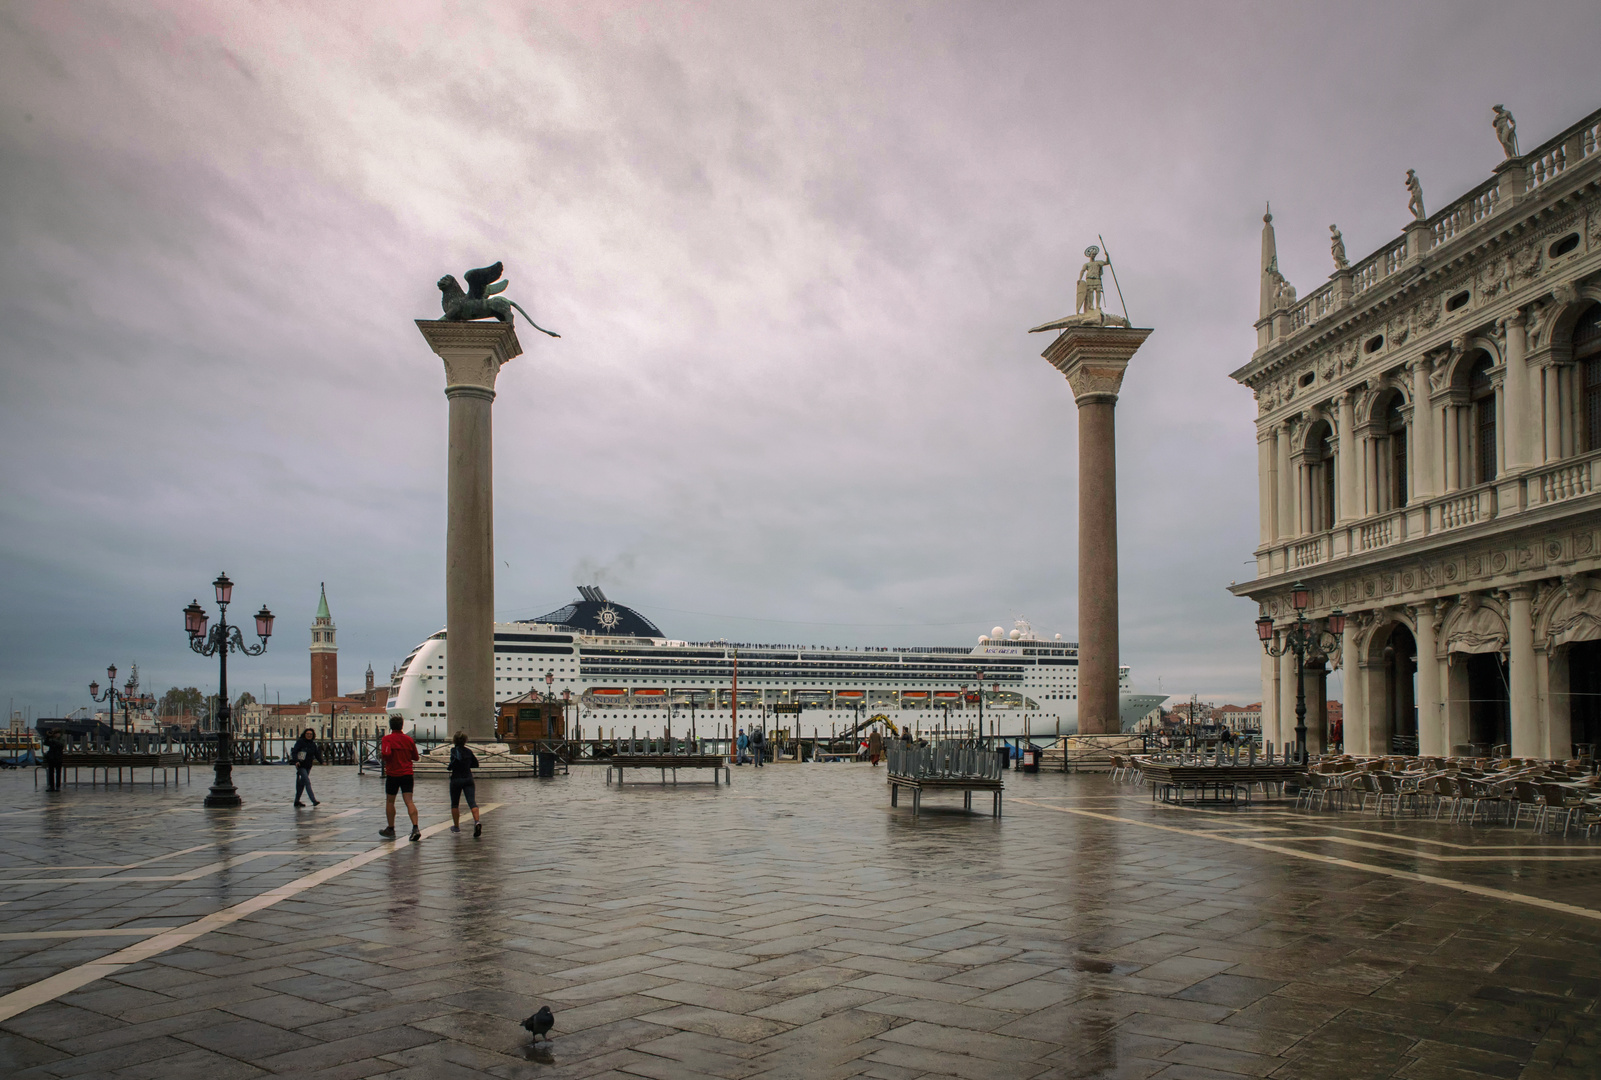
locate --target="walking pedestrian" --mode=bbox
[868,728,884,767]
[291,727,323,807]
[736,727,749,765]
[448,731,482,837]
[752,725,765,767]
[378,715,421,841]
[43,732,65,792]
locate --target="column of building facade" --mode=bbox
[1275,421,1295,539]
[1502,311,1532,469]
[1413,602,1443,757]
[1507,585,1538,756]
[1335,393,1358,523]
[1340,617,1364,753]
[1277,637,1297,752]
[1258,425,1277,543]
[1409,360,1437,500]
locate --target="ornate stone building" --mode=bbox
[1230,106,1601,759]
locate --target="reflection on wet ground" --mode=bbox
[0,764,1597,1077]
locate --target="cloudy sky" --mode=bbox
[2,1,1597,717]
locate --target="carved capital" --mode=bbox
[416,319,523,392]
[1040,324,1154,406]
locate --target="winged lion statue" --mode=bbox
[436,262,561,337]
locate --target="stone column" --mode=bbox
[1340,617,1364,752]
[1336,393,1357,524]
[1258,427,1277,543]
[416,320,524,741]
[1409,360,1436,499]
[1507,586,1538,756]
[1414,602,1443,757]
[1276,422,1295,538]
[1039,322,1152,735]
[1278,641,1298,753]
[1502,311,1530,470]
[1544,365,1561,462]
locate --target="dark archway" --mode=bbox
[1465,652,1511,749]
[1569,639,1601,755]
[1381,625,1418,753]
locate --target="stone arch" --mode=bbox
[1442,592,1511,752]
[1356,378,1410,425]
[1540,282,1601,357]
[1436,334,1503,390]
[1362,615,1419,754]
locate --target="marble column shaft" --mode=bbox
[1336,394,1357,524]
[1037,323,1151,737]
[1414,604,1442,758]
[416,320,523,742]
[1410,361,1436,498]
[1503,312,1531,469]
[1276,423,1294,538]
[1340,619,1364,752]
[1507,587,1538,756]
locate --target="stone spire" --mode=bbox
[1259,203,1278,321]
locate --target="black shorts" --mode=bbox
[385,774,414,796]
[449,778,477,809]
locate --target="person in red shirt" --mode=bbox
[379,715,421,841]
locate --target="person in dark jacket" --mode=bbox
[751,726,765,768]
[43,733,65,792]
[291,728,323,807]
[448,731,482,837]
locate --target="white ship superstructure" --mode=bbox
[388,588,1164,738]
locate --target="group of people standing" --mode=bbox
[735,725,767,766]
[288,716,482,840]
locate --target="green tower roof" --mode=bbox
[316,582,330,620]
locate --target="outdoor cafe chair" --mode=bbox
[1510,782,1547,830]
[1539,783,1584,836]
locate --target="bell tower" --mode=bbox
[310,583,338,702]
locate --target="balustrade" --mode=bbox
[1358,518,1394,551]
[1383,241,1407,276]
[1292,537,1323,568]
[1526,144,1567,193]
[1437,491,1481,530]
[1536,459,1594,504]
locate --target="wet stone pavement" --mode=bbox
[0,763,1598,1079]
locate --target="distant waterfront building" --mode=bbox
[1231,106,1601,758]
[1213,703,1263,731]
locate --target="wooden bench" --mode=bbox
[888,774,1003,817]
[37,753,189,787]
[606,755,731,786]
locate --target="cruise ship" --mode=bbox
[387,588,1166,739]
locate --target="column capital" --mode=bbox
[416,320,523,392]
[1505,307,1527,329]
[1038,324,1153,406]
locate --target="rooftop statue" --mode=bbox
[1405,169,1426,221]
[1492,104,1519,159]
[436,261,561,337]
[1029,242,1129,333]
[1329,225,1348,271]
[1077,245,1109,315]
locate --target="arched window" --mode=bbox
[1381,393,1408,510]
[1470,356,1497,483]
[1575,303,1601,452]
[1304,420,1336,531]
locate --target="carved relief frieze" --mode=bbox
[1477,254,1510,299]
[1545,573,1601,648]
[1416,294,1442,332]
[1491,551,1510,574]
[1513,242,1542,281]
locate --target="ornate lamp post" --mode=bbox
[184,573,274,808]
[1256,581,1344,761]
[87,664,135,745]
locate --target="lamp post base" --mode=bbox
[204,763,243,808]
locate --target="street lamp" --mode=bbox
[974,669,986,744]
[185,572,273,807]
[1256,581,1343,761]
[88,663,133,744]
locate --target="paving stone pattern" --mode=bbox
[1,764,1598,1078]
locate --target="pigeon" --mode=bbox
[522,1005,554,1043]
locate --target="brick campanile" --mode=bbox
[310,582,338,702]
